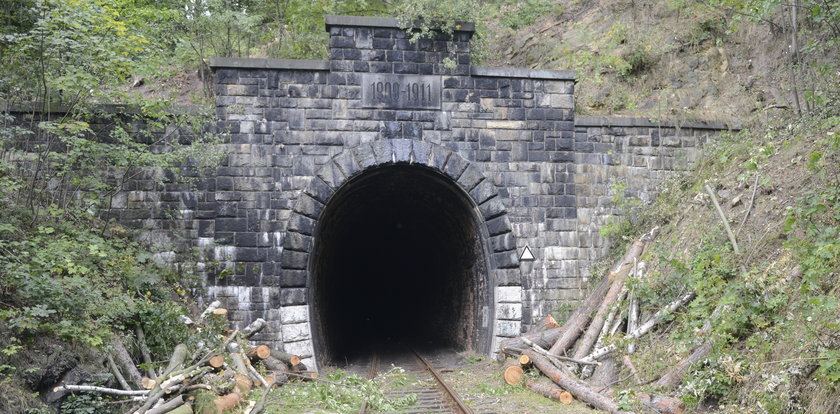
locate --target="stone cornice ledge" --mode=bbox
[324,15,476,32]
[576,116,741,131]
[471,66,576,81]
[208,57,330,71]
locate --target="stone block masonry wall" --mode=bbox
[203,15,579,365]
[571,116,737,294]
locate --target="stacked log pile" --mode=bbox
[499,228,692,414]
[53,301,313,414]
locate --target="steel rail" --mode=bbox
[410,348,473,414]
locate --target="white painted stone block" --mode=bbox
[495,286,522,303]
[284,340,313,358]
[281,323,311,342]
[280,305,309,324]
[495,303,522,320]
[496,320,521,337]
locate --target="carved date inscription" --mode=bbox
[361,74,441,110]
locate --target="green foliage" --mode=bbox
[496,0,560,30]
[60,393,109,414]
[264,367,417,414]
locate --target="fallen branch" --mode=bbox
[160,344,188,378]
[550,228,658,357]
[736,174,760,236]
[135,325,157,380]
[241,318,267,339]
[107,354,132,391]
[525,380,573,404]
[112,336,144,389]
[523,350,632,414]
[582,292,697,364]
[705,184,739,254]
[199,300,222,319]
[521,337,599,366]
[656,341,712,389]
[145,395,185,414]
[53,385,149,396]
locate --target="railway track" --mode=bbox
[359,346,473,414]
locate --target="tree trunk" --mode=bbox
[590,356,618,396]
[107,354,131,390]
[145,395,185,414]
[523,350,631,414]
[135,325,157,379]
[499,326,566,360]
[549,228,657,358]
[548,272,613,357]
[112,336,144,389]
[161,344,189,378]
[530,315,561,333]
[525,380,573,404]
[583,292,696,364]
[636,393,685,414]
[572,245,642,361]
[270,349,302,367]
[241,318,267,339]
[656,341,712,388]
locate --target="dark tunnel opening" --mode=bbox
[309,164,490,364]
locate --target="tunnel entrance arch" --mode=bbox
[311,164,490,363]
[282,139,522,367]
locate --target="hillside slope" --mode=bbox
[480,0,837,124]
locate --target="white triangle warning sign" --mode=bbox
[519,246,535,261]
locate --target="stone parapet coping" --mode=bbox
[471,66,576,81]
[324,14,476,33]
[208,57,330,71]
[576,116,741,131]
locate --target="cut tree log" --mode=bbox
[523,350,631,414]
[247,345,271,360]
[230,353,250,376]
[270,349,302,368]
[518,354,531,366]
[161,344,188,378]
[589,356,618,395]
[627,261,645,354]
[572,240,650,361]
[199,300,222,319]
[260,355,288,372]
[525,380,573,404]
[209,373,252,414]
[550,227,657,357]
[531,315,561,333]
[582,292,697,364]
[656,341,712,389]
[141,376,156,390]
[636,393,685,414]
[107,354,131,390]
[165,404,193,414]
[208,354,226,369]
[112,336,145,389]
[135,325,157,379]
[547,273,613,357]
[145,395,185,414]
[503,360,525,385]
[498,326,566,360]
[241,318,267,339]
